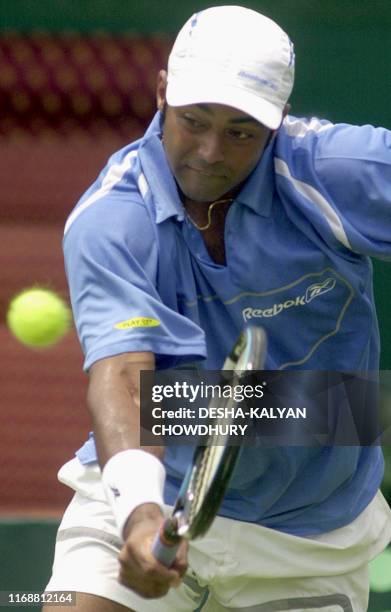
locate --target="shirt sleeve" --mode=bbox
[63,189,206,371]
[315,123,391,260]
[276,118,391,260]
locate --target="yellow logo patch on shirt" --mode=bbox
[114,317,160,330]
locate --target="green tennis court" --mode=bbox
[369,547,391,611]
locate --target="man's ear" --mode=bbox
[156,70,168,111]
[283,103,291,119]
[267,103,291,143]
[270,103,291,138]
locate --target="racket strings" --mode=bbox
[189,444,224,521]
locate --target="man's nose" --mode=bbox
[197,133,225,164]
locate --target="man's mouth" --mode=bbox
[186,165,226,178]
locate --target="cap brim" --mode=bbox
[166,79,283,130]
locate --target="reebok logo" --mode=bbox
[305,278,336,302]
[242,278,336,322]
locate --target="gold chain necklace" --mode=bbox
[186,198,234,231]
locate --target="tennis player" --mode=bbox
[44,6,391,611]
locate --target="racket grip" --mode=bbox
[152,533,180,567]
[152,516,181,567]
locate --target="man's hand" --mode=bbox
[118,503,188,599]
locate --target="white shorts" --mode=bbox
[45,458,391,611]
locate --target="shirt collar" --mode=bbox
[138,112,276,223]
[138,112,185,224]
[235,138,275,217]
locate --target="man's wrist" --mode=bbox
[123,502,164,539]
[102,449,166,538]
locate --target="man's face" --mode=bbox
[160,97,272,203]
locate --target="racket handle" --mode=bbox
[152,516,181,567]
[152,533,180,567]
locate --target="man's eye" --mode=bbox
[183,115,204,129]
[228,129,253,140]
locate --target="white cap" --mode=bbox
[166,6,295,130]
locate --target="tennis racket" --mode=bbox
[152,325,268,566]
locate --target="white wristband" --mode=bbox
[102,449,165,539]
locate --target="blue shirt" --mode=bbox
[64,112,391,535]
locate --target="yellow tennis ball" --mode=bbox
[6,288,71,348]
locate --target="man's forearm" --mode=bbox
[86,352,164,467]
